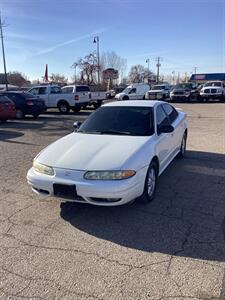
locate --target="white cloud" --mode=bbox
[33,27,110,56]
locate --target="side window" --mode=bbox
[129,88,136,94]
[39,87,47,95]
[50,87,61,94]
[7,94,20,104]
[156,105,169,134]
[162,103,178,124]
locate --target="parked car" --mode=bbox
[170,83,199,102]
[115,83,150,100]
[27,100,188,206]
[2,92,46,119]
[61,85,91,112]
[199,81,225,102]
[0,95,16,122]
[145,84,171,100]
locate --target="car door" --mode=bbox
[155,104,174,174]
[128,88,137,100]
[49,86,62,107]
[162,103,181,155]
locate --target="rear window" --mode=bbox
[21,93,37,99]
[62,87,73,93]
[76,86,90,92]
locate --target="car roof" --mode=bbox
[103,100,165,108]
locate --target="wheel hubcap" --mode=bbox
[147,168,156,197]
[60,105,67,112]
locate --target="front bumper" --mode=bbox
[200,93,223,99]
[27,166,147,206]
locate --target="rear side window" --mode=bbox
[6,94,22,104]
[62,87,73,93]
[76,86,90,92]
[50,87,61,94]
[162,103,178,123]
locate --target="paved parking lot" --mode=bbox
[0,103,225,300]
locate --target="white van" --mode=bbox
[115,83,150,100]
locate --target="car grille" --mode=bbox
[211,89,217,94]
[173,91,184,95]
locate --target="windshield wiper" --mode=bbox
[77,130,102,134]
[99,130,132,135]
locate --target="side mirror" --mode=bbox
[73,121,82,131]
[158,124,174,134]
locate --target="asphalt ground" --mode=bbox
[0,102,225,300]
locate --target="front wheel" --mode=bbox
[139,161,158,203]
[93,100,102,109]
[177,133,187,158]
[32,113,39,119]
[16,109,24,119]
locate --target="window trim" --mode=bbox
[161,103,178,124]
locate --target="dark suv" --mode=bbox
[2,92,46,119]
[170,83,199,102]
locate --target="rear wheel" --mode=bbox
[139,161,158,203]
[58,102,70,114]
[72,106,81,113]
[93,100,102,109]
[32,113,39,119]
[16,109,24,119]
[177,133,187,158]
[122,96,129,100]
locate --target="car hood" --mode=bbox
[201,86,223,91]
[36,132,151,171]
[115,92,126,98]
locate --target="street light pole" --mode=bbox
[93,36,100,90]
[0,11,8,91]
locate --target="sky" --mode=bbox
[0,0,225,82]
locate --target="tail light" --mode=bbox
[26,100,34,106]
[74,95,79,101]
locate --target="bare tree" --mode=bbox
[101,51,127,80]
[74,53,98,86]
[49,73,68,84]
[128,64,155,84]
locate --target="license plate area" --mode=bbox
[53,183,77,199]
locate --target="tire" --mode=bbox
[32,113,39,119]
[16,109,24,119]
[72,107,81,113]
[177,132,187,159]
[1,119,7,123]
[93,101,102,109]
[122,96,129,100]
[142,95,145,100]
[58,102,70,114]
[139,161,158,203]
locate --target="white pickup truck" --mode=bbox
[28,85,91,113]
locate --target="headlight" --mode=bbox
[217,89,222,93]
[84,170,136,180]
[33,161,54,176]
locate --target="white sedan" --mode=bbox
[27,101,188,206]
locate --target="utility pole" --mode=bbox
[172,71,175,85]
[156,57,162,84]
[194,66,198,86]
[0,11,8,91]
[93,36,100,90]
[71,62,78,83]
[146,58,150,83]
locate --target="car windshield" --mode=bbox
[175,83,193,90]
[78,106,154,136]
[204,82,222,87]
[151,85,166,90]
